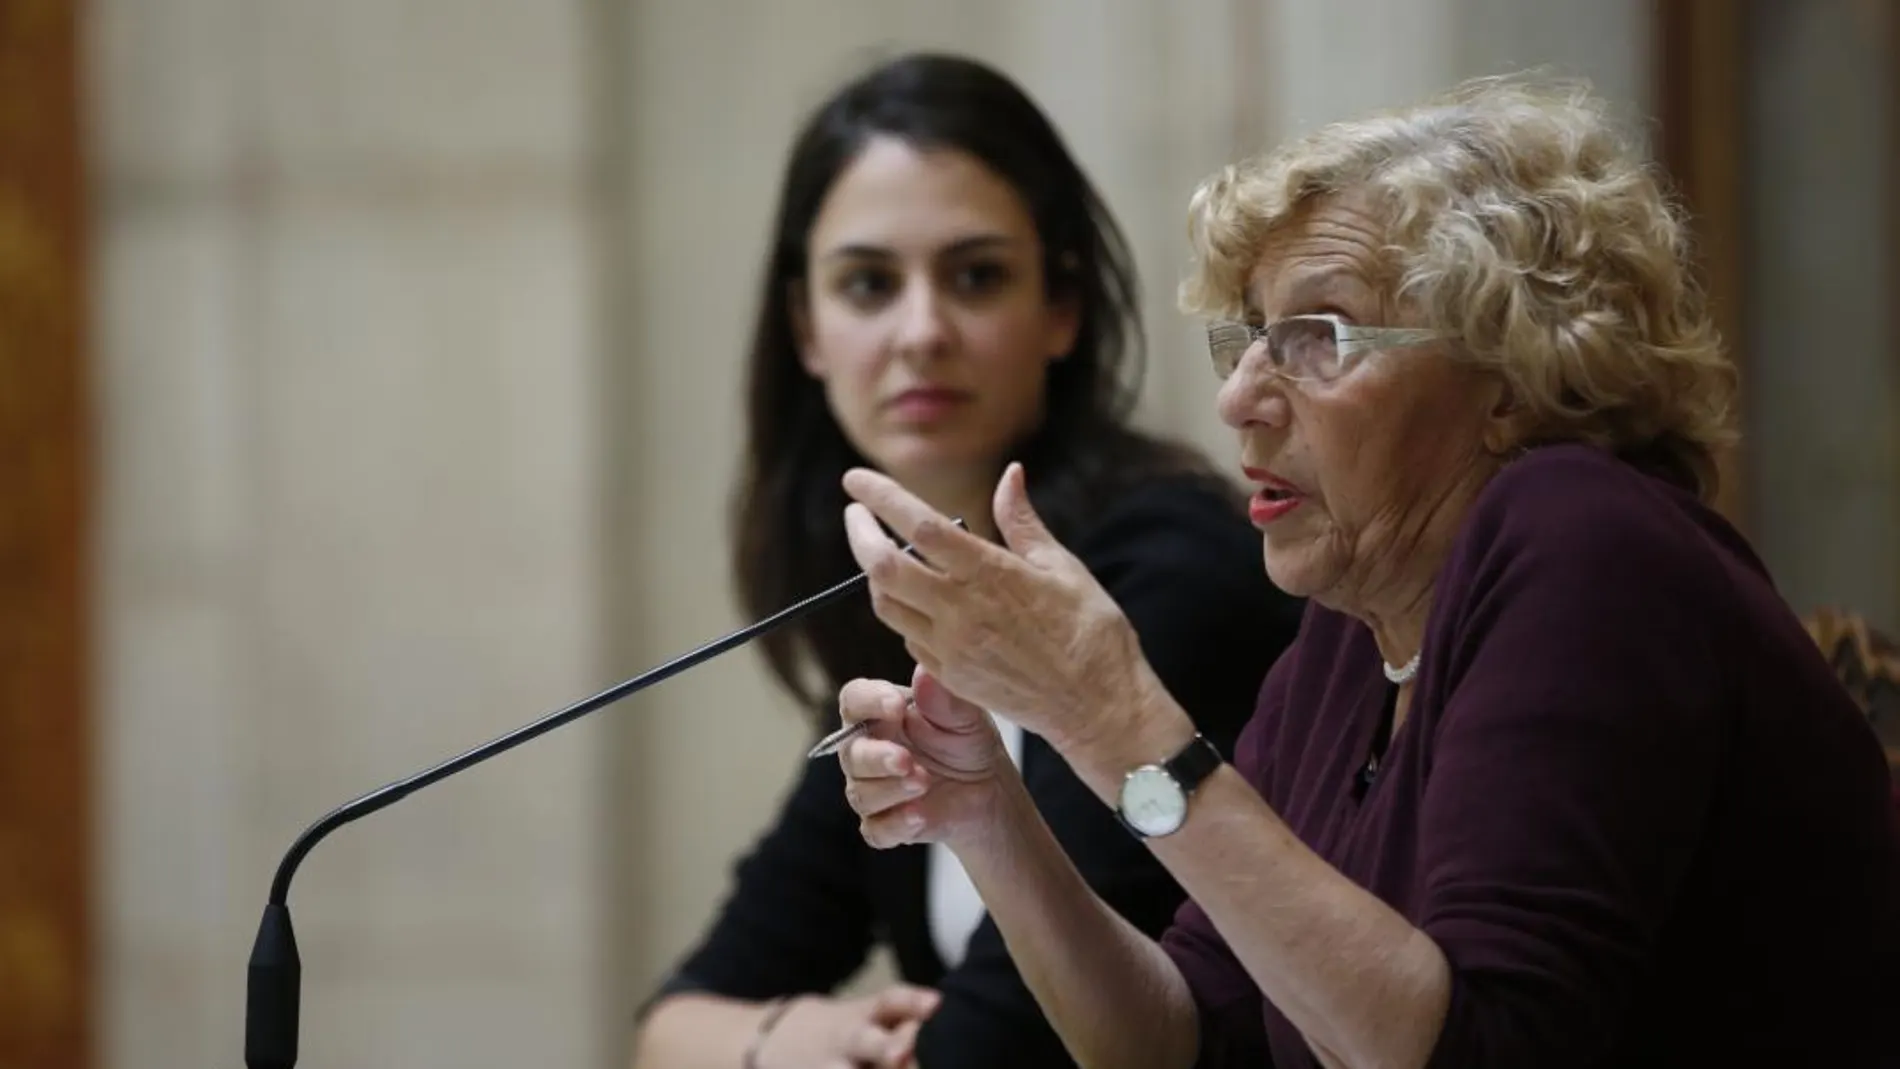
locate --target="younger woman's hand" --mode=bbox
[755,984,941,1069]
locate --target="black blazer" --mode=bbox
[649,478,1304,1067]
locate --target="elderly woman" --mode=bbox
[829,76,1900,1068]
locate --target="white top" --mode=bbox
[925,712,1026,968]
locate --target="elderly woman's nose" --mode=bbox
[1217,358,1290,431]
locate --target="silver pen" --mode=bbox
[806,697,915,759]
[806,720,868,759]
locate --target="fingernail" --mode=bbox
[884,753,905,775]
[901,777,925,796]
[904,810,924,832]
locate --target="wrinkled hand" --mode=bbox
[755,984,941,1069]
[838,667,1014,849]
[841,463,1149,752]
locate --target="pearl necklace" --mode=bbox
[1383,653,1420,685]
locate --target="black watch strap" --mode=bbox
[1167,733,1225,793]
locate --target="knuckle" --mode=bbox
[839,677,885,714]
[866,549,905,583]
[839,737,875,774]
[860,810,918,850]
[868,591,905,625]
[913,515,952,547]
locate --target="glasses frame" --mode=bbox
[1206,313,1445,382]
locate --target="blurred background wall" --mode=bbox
[0,0,1889,1066]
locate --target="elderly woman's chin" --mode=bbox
[1256,534,1334,600]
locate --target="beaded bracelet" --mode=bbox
[742,996,795,1069]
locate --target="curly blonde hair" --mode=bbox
[1181,74,1737,501]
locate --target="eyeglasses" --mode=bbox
[1205,313,1445,382]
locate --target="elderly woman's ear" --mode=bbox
[1480,380,1538,458]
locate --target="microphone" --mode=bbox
[244,522,959,1069]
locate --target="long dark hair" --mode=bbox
[733,51,1224,720]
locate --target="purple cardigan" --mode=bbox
[1162,443,1900,1067]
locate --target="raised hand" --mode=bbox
[840,463,1153,755]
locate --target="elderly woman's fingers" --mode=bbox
[838,734,915,782]
[838,677,910,728]
[842,499,917,569]
[859,803,928,849]
[991,462,1061,562]
[843,468,997,576]
[840,741,933,819]
[837,679,934,821]
[869,590,937,649]
[843,504,953,632]
[846,524,941,643]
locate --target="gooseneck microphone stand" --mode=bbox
[245,524,955,1069]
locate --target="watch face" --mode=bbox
[1120,765,1187,838]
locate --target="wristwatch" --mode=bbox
[1115,734,1224,839]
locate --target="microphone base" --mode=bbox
[245,903,302,1069]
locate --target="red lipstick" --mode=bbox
[1242,466,1305,525]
